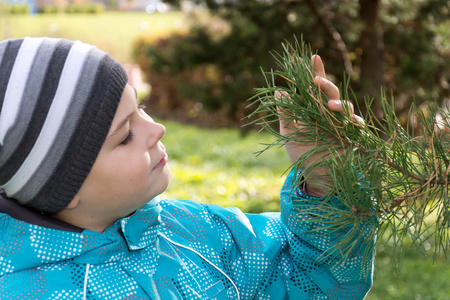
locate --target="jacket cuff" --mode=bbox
[293,170,326,201]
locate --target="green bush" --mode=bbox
[37,5,60,14]
[65,3,104,14]
[138,0,450,129]
[133,10,291,122]
[5,4,29,14]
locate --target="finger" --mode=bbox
[351,114,365,126]
[328,100,354,115]
[275,90,292,119]
[275,90,289,99]
[275,91,306,136]
[314,76,340,100]
[311,55,326,78]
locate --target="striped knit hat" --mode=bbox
[0,37,128,214]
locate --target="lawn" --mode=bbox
[160,120,290,213]
[2,11,449,300]
[0,11,186,63]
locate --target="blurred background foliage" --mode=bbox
[134,0,450,129]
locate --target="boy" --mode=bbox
[0,37,375,299]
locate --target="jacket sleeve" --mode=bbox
[195,168,376,299]
[277,168,376,299]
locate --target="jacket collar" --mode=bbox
[120,196,161,250]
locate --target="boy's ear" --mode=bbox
[66,195,81,210]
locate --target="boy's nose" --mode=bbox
[155,122,166,141]
[147,122,166,148]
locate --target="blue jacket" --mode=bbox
[0,170,375,299]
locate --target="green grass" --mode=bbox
[160,120,290,213]
[369,249,450,300]
[367,236,450,300]
[0,11,186,63]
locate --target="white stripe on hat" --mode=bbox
[0,37,43,145]
[2,40,94,198]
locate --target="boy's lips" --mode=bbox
[153,152,168,170]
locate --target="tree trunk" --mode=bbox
[303,0,353,75]
[358,0,384,118]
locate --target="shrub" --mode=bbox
[133,21,277,123]
[133,35,187,111]
[7,4,29,14]
[37,5,60,14]
[65,3,104,14]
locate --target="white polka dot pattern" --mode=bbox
[0,170,376,299]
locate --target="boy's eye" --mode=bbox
[119,130,134,146]
[138,104,146,110]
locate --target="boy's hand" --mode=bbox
[278,55,361,197]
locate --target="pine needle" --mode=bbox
[247,36,450,265]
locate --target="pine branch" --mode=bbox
[248,36,450,264]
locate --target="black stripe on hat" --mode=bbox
[29,55,128,213]
[15,47,106,202]
[0,39,23,116]
[0,39,73,185]
[0,38,58,167]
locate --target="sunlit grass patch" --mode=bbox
[0,11,186,63]
[159,120,290,213]
[164,161,284,213]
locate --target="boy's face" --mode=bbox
[75,84,170,220]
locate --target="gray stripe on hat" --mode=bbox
[0,38,59,167]
[0,41,10,117]
[0,37,43,145]
[0,39,23,116]
[0,42,8,67]
[2,41,94,198]
[14,47,107,201]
